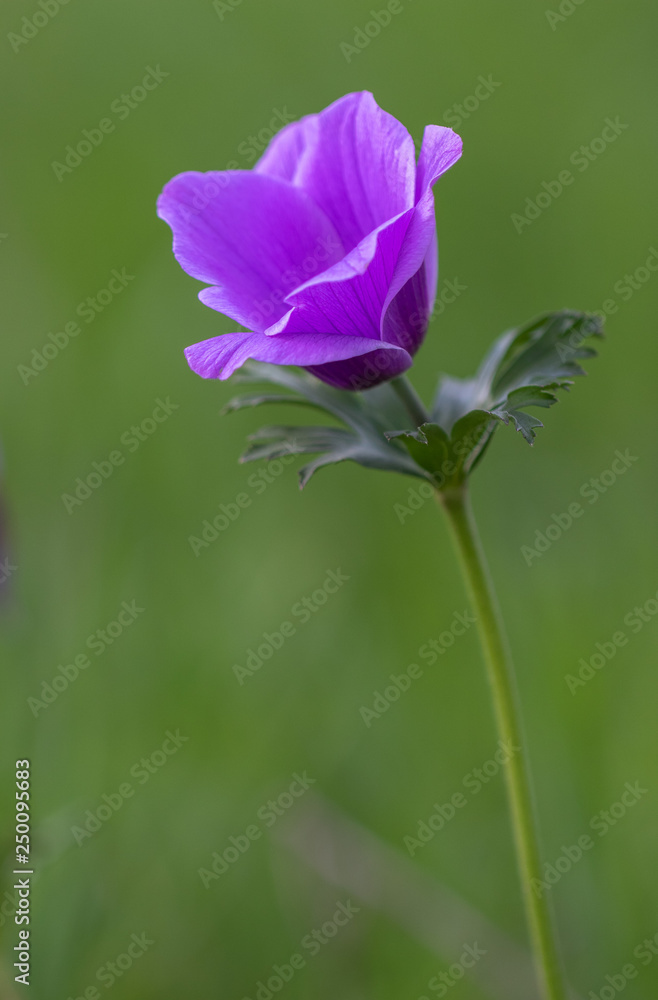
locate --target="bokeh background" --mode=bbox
[1,0,657,997]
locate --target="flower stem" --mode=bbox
[438,484,567,1000]
[391,375,429,427]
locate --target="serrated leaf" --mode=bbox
[491,312,602,397]
[431,310,603,447]
[222,392,315,415]
[386,423,450,480]
[220,311,603,490]
[388,411,496,487]
[486,391,554,444]
[240,425,354,463]
[226,362,427,488]
[449,410,497,478]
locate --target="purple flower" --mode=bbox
[157,92,462,390]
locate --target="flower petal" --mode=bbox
[255,92,416,253]
[251,121,309,182]
[271,126,463,353]
[185,330,411,381]
[378,191,439,353]
[415,125,463,198]
[382,126,463,348]
[305,349,412,390]
[268,209,414,341]
[381,260,434,354]
[157,171,344,330]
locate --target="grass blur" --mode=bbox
[1,0,657,997]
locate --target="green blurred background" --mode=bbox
[1,0,656,996]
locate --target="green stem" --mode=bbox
[391,375,429,427]
[439,484,567,1000]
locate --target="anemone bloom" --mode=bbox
[157,92,462,390]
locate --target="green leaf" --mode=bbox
[224,363,427,488]
[489,384,561,444]
[432,310,603,445]
[386,423,450,480]
[220,311,603,490]
[387,410,495,488]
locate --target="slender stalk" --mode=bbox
[391,375,429,427]
[438,484,567,1000]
